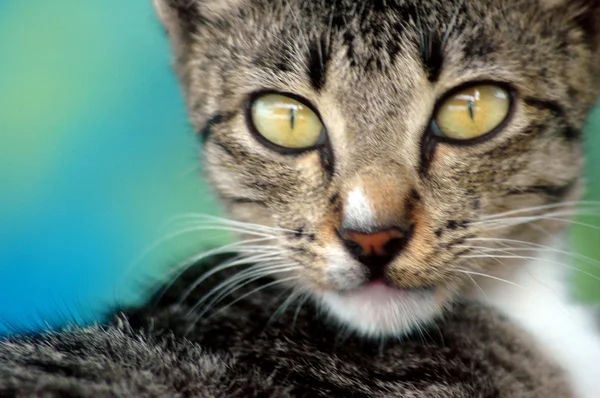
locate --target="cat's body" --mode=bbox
[467,246,600,397]
[3,0,600,396]
[0,256,573,397]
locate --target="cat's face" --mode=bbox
[155,0,600,336]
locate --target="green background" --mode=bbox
[0,1,598,333]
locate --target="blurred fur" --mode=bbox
[0,256,572,397]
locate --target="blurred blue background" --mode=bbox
[0,1,599,334]
[0,0,226,333]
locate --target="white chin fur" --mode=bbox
[318,283,442,337]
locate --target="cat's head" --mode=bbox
[154,0,600,336]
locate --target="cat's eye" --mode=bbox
[249,94,325,151]
[433,84,512,141]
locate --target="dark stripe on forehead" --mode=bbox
[420,30,444,83]
[523,97,580,141]
[307,35,330,91]
[407,5,444,83]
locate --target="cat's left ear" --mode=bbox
[152,0,200,60]
[152,0,247,58]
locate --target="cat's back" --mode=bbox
[124,259,572,397]
[0,259,572,397]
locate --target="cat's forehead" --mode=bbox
[183,0,599,133]
[197,1,569,116]
[205,0,574,83]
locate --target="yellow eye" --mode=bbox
[434,84,512,141]
[250,94,324,150]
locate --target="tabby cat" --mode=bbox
[2,0,600,396]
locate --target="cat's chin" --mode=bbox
[318,281,443,337]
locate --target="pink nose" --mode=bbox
[341,228,405,257]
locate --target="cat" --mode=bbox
[156,0,600,395]
[2,0,600,396]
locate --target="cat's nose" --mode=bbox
[340,227,410,279]
[341,228,404,257]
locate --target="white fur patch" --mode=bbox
[324,245,366,290]
[319,285,441,337]
[344,186,376,229]
[470,247,600,398]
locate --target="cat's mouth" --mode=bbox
[341,279,418,303]
[347,278,435,295]
[337,278,438,310]
[319,278,443,337]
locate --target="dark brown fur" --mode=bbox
[0,256,572,397]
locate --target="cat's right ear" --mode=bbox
[573,1,600,53]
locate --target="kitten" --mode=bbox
[155,0,600,396]
[1,0,600,396]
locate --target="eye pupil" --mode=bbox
[290,107,296,129]
[467,100,475,120]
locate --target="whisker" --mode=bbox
[204,276,300,320]
[524,222,554,238]
[292,292,312,330]
[265,287,304,328]
[477,216,600,234]
[459,247,507,267]
[455,269,522,287]
[458,242,600,269]
[176,252,289,305]
[188,263,300,319]
[129,226,278,278]
[460,254,600,282]
[186,261,294,314]
[465,272,488,300]
[522,216,600,232]
[474,209,600,227]
[478,200,600,221]
[185,276,301,334]
[165,213,295,233]
[150,237,280,305]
